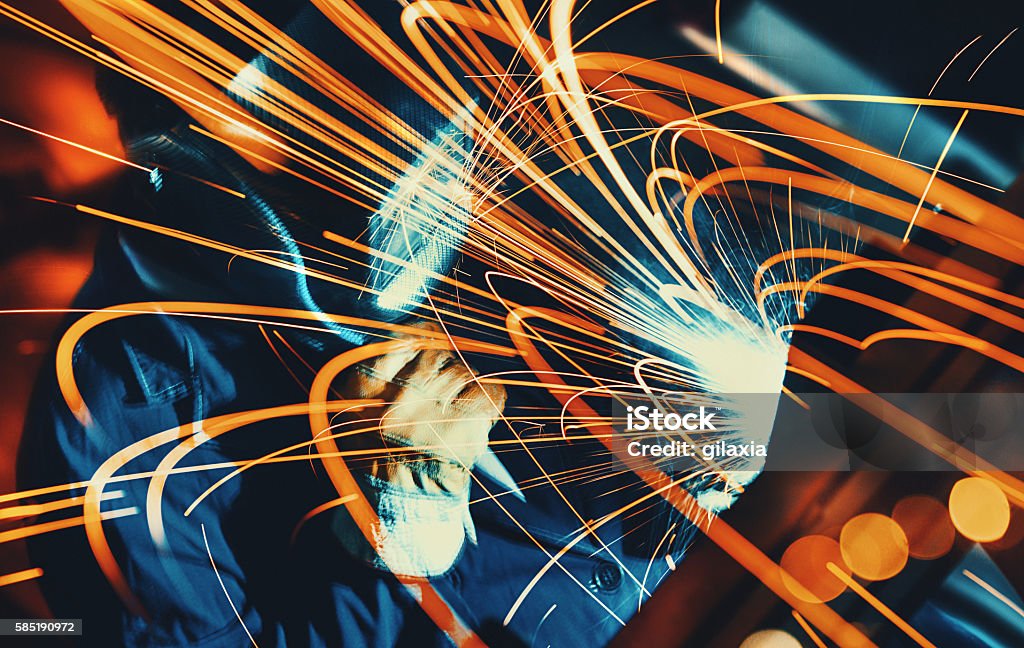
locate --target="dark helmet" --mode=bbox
[99,1,477,345]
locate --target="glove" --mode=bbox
[331,323,507,575]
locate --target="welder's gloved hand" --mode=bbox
[332,323,506,577]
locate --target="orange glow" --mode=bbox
[779,535,850,604]
[949,477,1011,543]
[892,496,955,560]
[0,567,44,588]
[839,514,909,581]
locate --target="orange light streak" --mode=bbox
[827,563,936,648]
[0,568,44,588]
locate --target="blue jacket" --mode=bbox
[18,230,689,647]
[18,4,695,644]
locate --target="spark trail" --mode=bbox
[0,2,1022,647]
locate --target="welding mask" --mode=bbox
[103,2,477,345]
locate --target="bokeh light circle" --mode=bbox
[780,535,850,603]
[948,477,1010,543]
[839,513,909,581]
[739,629,802,648]
[892,495,955,559]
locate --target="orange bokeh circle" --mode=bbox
[892,495,955,559]
[780,535,850,603]
[948,477,1010,543]
[840,513,909,581]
